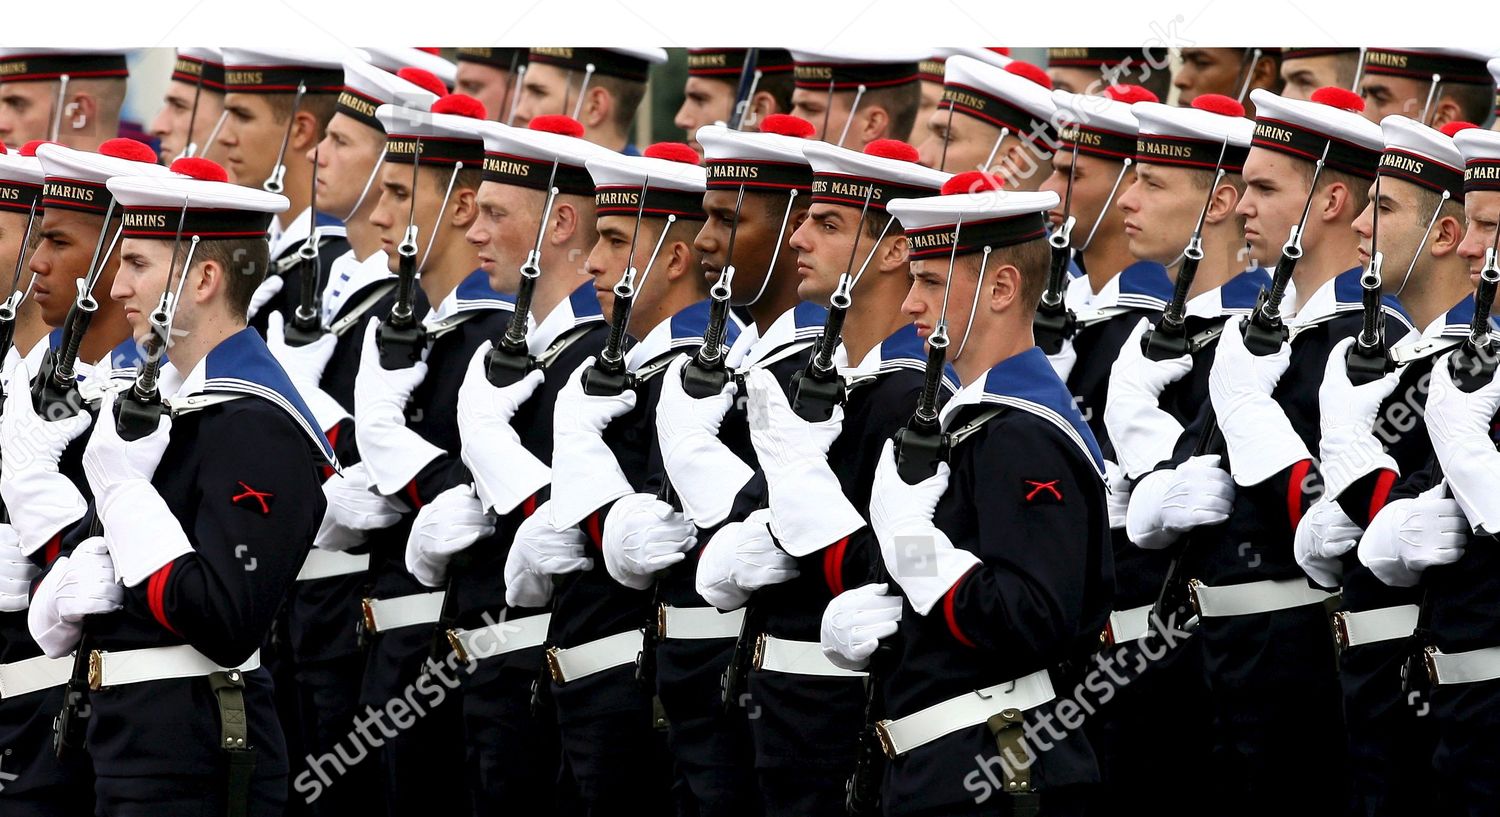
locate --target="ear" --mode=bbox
[879,233,910,274]
[290,109,322,152]
[451,187,477,229]
[863,106,890,143]
[665,238,693,282]
[193,258,225,307]
[745,90,780,129]
[583,86,612,130]
[1429,98,1465,129]
[1430,212,1465,257]
[550,200,577,245]
[988,261,1021,314]
[1253,54,1280,91]
[66,90,97,130]
[1204,180,1242,225]
[1320,180,1351,223]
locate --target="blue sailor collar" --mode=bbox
[1085,260,1174,313]
[845,322,960,395]
[1185,266,1272,319]
[1290,266,1412,335]
[625,298,742,372]
[176,327,336,465]
[739,301,827,370]
[938,346,1105,479]
[423,268,515,330]
[1428,293,1500,340]
[528,279,605,355]
[271,207,346,261]
[322,249,394,326]
[101,336,154,382]
[1067,255,1084,280]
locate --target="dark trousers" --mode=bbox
[95,771,287,817]
[553,665,673,816]
[1432,677,1500,817]
[463,659,565,816]
[292,654,380,817]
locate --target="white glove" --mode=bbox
[83,391,192,587]
[1425,353,1500,534]
[1104,319,1193,479]
[601,492,697,590]
[1293,499,1361,588]
[820,582,902,671]
[1317,338,1401,502]
[1125,454,1235,550]
[313,462,406,552]
[266,311,350,433]
[246,274,284,321]
[405,484,495,588]
[0,524,39,612]
[1104,460,1131,531]
[29,537,123,657]
[656,355,753,528]
[0,362,91,555]
[504,501,592,608]
[1208,317,1309,486]
[744,368,864,556]
[1359,486,1469,587]
[1045,336,1077,382]
[353,318,443,495]
[868,440,979,616]
[548,357,636,529]
[696,508,798,610]
[457,344,550,515]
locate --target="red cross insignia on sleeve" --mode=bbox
[232,482,275,515]
[1023,479,1063,504]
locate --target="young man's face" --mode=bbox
[790,87,851,144]
[150,81,225,164]
[218,92,288,188]
[1236,148,1309,265]
[1280,56,1349,102]
[310,114,384,220]
[467,181,547,294]
[1174,48,1247,106]
[1117,163,1207,265]
[368,163,446,275]
[112,237,175,342]
[675,77,735,157]
[1048,67,1103,95]
[1359,74,1431,124]
[1351,176,1433,294]
[511,63,574,129]
[586,214,671,337]
[1039,150,1132,250]
[1458,190,1500,285]
[902,254,979,353]
[455,61,515,123]
[788,201,879,303]
[0,81,55,146]
[29,209,110,327]
[915,107,1003,174]
[695,189,802,305]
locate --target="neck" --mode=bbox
[1180,222,1244,300]
[636,282,707,343]
[277,159,313,230]
[416,236,479,310]
[954,319,1032,386]
[1291,229,1360,313]
[11,304,48,360]
[587,126,627,153]
[345,201,383,260]
[842,266,911,365]
[1081,226,1136,294]
[1401,257,1473,331]
[171,312,241,378]
[78,307,131,367]
[746,248,803,333]
[534,244,593,324]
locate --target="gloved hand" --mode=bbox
[1104,459,1131,531]
[29,536,124,657]
[1126,455,1235,550]
[868,440,978,616]
[353,318,442,495]
[1425,352,1500,534]
[1104,318,1193,478]
[601,493,697,590]
[0,524,39,612]
[0,361,92,554]
[504,501,591,608]
[266,311,349,432]
[314,462,406,552]
[656,355,753,528]
[457,344,550,515]
[820,582,902,672]
[406,484,496,587]
[1317,337,1401,502]
[548,357,636,529]
[1359,484,1469,587]
[1209,317,1309,486]
[247,275,284,321]
[1293,499,1361,588]
[744,368,864,556]
[696,508,798,610]
[84,391,192,587]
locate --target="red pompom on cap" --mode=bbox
[529,115,585,137]
[432,94,486,120]
[1191,94,1246,118]
[863,139,920,163]
[0,141,7,155]
[1311,86,1364,113]
[99,138,158,164]
[20,140,50,157]
[1105,84,1159,105]
[942,170,1005,196]
[170,157,230,183]
[397,67,447,98]
[643,142,701,165]
[1440,121,1480,137]
[415,47,441,55]
[988,47,1011,57]
[1005,60,1052,89]
[759,114,815,139]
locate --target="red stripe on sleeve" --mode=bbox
[522,493,539,519]
[320,425,340,482]
[823,537,849,597]
[942,565,980,648]
[404,480,425,510]
[43,533,61,566]
[1287,459,1312,530]
[146,562,183,637]
[1368,469,1397,523]
[585,511,603,550]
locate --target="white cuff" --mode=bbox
[1434,433,1500,536]
[1,470,87,557]
[99,480,194,587]
[297,383,352,433]
[766,458,866,558]
[1318,424,1397,504]
[1125,469,1180,550]
[1104,388,1187,480]
[887,532,980,617]
[662,430,754,529]
[356,409,446,496]
[464,435,551,517]
[1217,396,1310,487]
[28,558,80,658]
[548,430,633,530]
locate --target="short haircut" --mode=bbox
[864,81,921,145]
[74,77,127,124]
[264,92,339,134]
[1443,83,1494,127]
[1413,183,1466,224]
[198,236,271,318]
[983,234,1051,310]
[594,74,648,133]
[1295,163,1372,219]
[758,72,796,116]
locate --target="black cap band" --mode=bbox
[0,180,41,215]
[941,82,1055,149]
[794,61,919,91]
[687,49,794,79]
[529,48,651,82]
[704,158,811,194]
[337,88,384,132]
[1379,149,1464,199]
[1252,117,1381,179]
[594,186,705,220]
[483,151,594,196]
[1363,49,1492,86]
[385,134,485,168]
[224,65,343,95]
[810,172,939,213]
[173,55,226,92]
[42,177,110,215]
[455,48,527,71]
[918,58,945,84]
[1464,160,1500,194]
[905,214,1049,259]
[1058,122,1136,161]
[1281,48,1359,62]
[0,53,127,83]
[120,206,274,240]
[1136,134,1249,173]
[1047,48,1153,69]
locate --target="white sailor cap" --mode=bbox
[888,176,1058,259]
[363,47,457,91]
[1132,95,1254,173]
[1052,88,1141,161]
[802,139,951,214]
[339,58,441,134]
[1248,87,1385,179]
[790,48,926,91]
[526,48,667,83]
[0,48,131,83]
[35,140,172,216]
[1362,48,1499,88]
[1453,125,1500,194]
[107,158,288,241]
[377,95,488,168]
[697,116,817,195]
[940,55,1058,150]
[221,47,354,95]
[0,143,44,215]
[477,116,616,196]
[172,47,225,92]
[587,144,707,221]
[927,48,1012,76]
[1377,116,1465,199]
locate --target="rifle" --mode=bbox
[1444,205,1500,391]
[376,145,427,369]
[1344,173,1394,384]
[281,147,326,347]
[1034,143,1078,355]
[730,49,761,131]
[33,200,122,420]
[680,186,750,399]
[1140,139,1230,361]
[581,182,676,397]
[0,198,39,396]
[484,163,561,386]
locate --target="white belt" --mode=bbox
[753,634,866,678]
[1104,605,1153,645]
[89,645,260,690]
[1332,604,1419,649]
[545,630,643,684]
[658,604,745,640]
[875,669,1055,758]
[360,591,445,633]
[0,654,73,698]
[1424,645,1500,686]
[297,549,370,581]
[447,613,551,663]
[1189,578,1338,618]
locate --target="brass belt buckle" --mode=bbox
[447,629,468,663]
[360,598,378,635]
[1187,579,1205,619]
[656,604,668,640]
[87,650,103,691]
[751,633,767,672]
[545,646,566,685]
[1331,611,1351,650]
[1423,645,1441,686]
[873,719,898,759]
